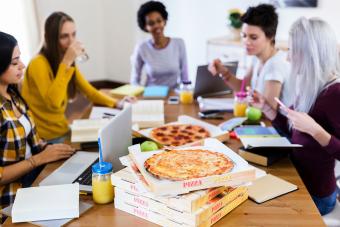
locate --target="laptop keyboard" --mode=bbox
[73,158,99,186]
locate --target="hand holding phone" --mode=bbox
[274,97,290,117]
[274,97,288,110]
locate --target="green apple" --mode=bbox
[246,107,262,122]
[140,141,158,152]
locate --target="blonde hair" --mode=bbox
[289,17,340,112]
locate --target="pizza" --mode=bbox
[150,124,211,146]
[144,149,234,181]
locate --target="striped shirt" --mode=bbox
[130,38,189,89]
[0,88,42,221]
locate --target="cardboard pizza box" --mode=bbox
[137,115,229,148]
[115,186,247,226]
[112,168,226,213]
[115,188,248,227]
[199,191,248,227]
[128,138,256,196]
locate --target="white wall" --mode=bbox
[163,0,340,80]
[35,0,142,82]
[33,0,340,83]
[0,0,40,65]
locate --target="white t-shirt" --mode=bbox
[18,114,32,159]
[251,50,291,105]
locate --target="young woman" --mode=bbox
[131,1,189,89]
[252,18,340,215]
[209,4,290,109]
[22,12,133,143]
[0,31,75,220]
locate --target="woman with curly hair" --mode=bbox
[131,1,189,89]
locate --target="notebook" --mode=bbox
[89,107,120,119]
[12,183,79,223]
[110,84,144,97]
[197,97,234,112]
[240,137,302,149]
[2,201,92,227]
[248,174,298,203]
[70,118,110,142]
[130,100,164,128]
[143,86,169,98]
[238,147,288,166]
[234,126,280,138]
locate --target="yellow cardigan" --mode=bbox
[21,55,117,140]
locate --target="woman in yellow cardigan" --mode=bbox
[22,12,132,143]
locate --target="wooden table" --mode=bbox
[4,99,326,226]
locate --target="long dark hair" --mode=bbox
[0,31,28,108]
[40,12,76,99]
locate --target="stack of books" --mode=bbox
[130,100,165,129]
[70,118,110,142]
[112,168,248,227]
[110,84,144,98]
[234,126,301,166]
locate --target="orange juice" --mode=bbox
[180,90,194,104]
[234,102,247,117]
[92,176,114,204]
[234,91,248,117]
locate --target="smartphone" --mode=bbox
[274,97,288,109]
[168,96,179,104]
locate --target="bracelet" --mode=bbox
[27,157,37,170]
[219,71,231,82]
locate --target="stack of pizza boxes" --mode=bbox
[112,136,256,226]
[113,167,248,227]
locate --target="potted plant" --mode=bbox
[227,9,243,41]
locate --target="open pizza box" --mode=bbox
[128,138,256,196]
[135,115,229,148]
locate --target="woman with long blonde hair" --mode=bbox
[253,17,340,215]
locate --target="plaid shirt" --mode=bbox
[0,90,42,220]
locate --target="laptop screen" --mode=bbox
[194,62,238,98]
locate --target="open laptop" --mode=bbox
[39,105,132,192]
[193,62,238,98]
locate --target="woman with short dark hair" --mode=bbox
[0,31,75,222]
[209,4,290,109]
[131,1,189,88]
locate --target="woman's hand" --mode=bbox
[34,144,75,166]
[116,96,137,109]
[62,41,85,67]
[250,90,277,121]
[208,59,230,81]
[285,108,331,146]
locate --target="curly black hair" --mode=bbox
[241,4,278,44]
[137,1,168,32]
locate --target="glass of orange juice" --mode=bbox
[234,91,248,117]
[180,81,194,104]
[92,162,114,204]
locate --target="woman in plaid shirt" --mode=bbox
[0,32,75,222]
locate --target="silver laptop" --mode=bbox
[193,62,238,98]
[39,105,132,192]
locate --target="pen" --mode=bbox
[103,112,116,117]
[79,191,92,195]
